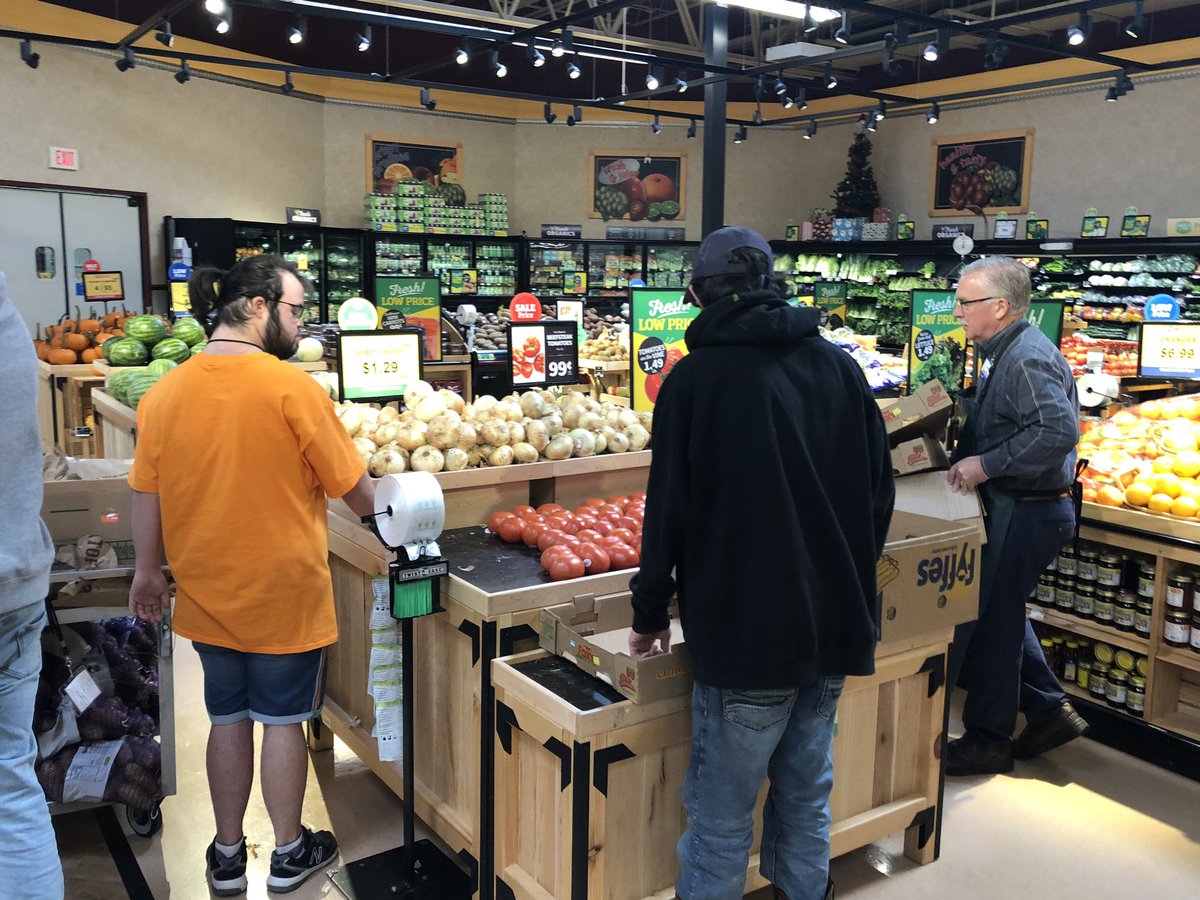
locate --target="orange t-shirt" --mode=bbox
[128,353,365,653]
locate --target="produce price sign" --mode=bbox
[908,290,967,395]
[82,271,124,303]
[813,281,848,330]
[1027,301,1064,347]
[1139,323,1200,380]
[631,289,698,411]
[375,276,442,362]
[508,321,578,387]
[337,330,424,404]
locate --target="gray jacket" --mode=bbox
[0,272,54,615]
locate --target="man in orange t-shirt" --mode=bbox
[129,256,376,895]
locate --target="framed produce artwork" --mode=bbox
[590,152,686,222]
[930,129,1033,216]
[366,135,461,193]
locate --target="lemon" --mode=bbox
[1173,450,1200,478]
[1153,456,1176,474]
[1171,496,1199,518]
[1153,472,1183,499]
[1148,493,1175,513]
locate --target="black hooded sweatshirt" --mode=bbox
[630,290,895,689]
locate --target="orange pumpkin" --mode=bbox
[63,329,90,352]
[48,347,78,365]
[81,346,104,363]
[102,308,121,329]
[94,332,116,345]
[77,306,101,335]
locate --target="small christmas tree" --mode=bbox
[831,128,881,218]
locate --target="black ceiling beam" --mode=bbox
[115,0,193,49]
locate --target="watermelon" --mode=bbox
[124,315,168,346]
[151,338,190,364]
[125,372,163,410]
[191,341,207,356]
[107,369,140,405]
[147,358,178,376]
[105,338,150,366]
[170,316,206,347]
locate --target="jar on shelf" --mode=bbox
[1039,637,1057,674]
[1114,649,1136,674]
[1055,578,1076,614]
[1090,663,1110,700]
[1045,556,1059,576]
[1051,636,1066,677]
[1105,667,1129,709]
[1057,547,1078,579]
[1076,660,1092,691]
[1093,589,1116,626]
[1135,600,1153,638]
[1138,563,1157,600]
[1126,675,1146,718]
[1063,642,1079,682]
[1164,609,1191,648]
[1036,575,1056,608]
[1097,552,1123,588]
[1192,615,1200,654]
[1077,546,1100,583]
[1167,573,1193,610]
[1113,591,1137,633]
[1074,584,1096,619]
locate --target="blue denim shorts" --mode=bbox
[194,642,329,725]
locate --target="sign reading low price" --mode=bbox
[375,276,441,361]
[337,329,424,403]
[812,281,848,329]
[631,288,698,411]
[1139,323,1200,380]
[508,321,578,387]
[909,289,967,395]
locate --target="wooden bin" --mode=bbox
[92,389,138,459]
[37,360,102,453]
[491,633,953,900]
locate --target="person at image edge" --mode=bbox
[0,272,66,897]
[628,227,895,900]
[946,256,1087,776]
[127,256,377,895]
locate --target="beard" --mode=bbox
[263,308,300,360]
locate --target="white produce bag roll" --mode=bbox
[374,471,444,548]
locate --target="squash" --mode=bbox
[81,346,104,363]
[94,332,117,346]
[63,328,90,352]
[33,323,50,360]
[102,308,121,329]
[48,347,78,365]
[77,306,101,335]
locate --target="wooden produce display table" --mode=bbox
[92,389,138,459]
[578,358,629,401]
[322,454,652,898]
[427,355,474,400]
[37,360,104,455]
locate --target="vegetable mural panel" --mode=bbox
[590,152,686,223]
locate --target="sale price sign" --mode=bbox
[1139,323,1200,380]
[509,321,578,387]
[337,330,424,403]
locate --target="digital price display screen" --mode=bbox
[337,329,424,403]
[508,321,578,387]
[1139,322,1200,380]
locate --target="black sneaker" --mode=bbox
[1013,702,1089,759]
[945,734,1014,776]
[206,838,247,896]
[266,826,339,894]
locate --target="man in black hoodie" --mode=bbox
[628,227,894,900]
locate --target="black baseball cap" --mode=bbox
[691,226,774,280]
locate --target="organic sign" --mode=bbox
[1139,323,1200,379]
[930,129,1033,216]
[508,321,578,387]
[631,289,698,411]
[375,276,442,361]
[337,330,424,403]
[908,290,967,395]
[813,281,848,330]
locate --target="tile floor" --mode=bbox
[53,636,1200,899]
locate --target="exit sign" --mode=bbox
[49,147,79,170]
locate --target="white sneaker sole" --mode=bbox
[266,855,337,894]
[208,871,248,896]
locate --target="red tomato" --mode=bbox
[557,534,583,554]
[537,503,565,516]
[533,354,545,373]
[487,511,517,534]
[511,505,536,518]
[577,542,610,574]
[582,497,608,508]
[548,553,586,581]
[576,528,603,544]
[629,534,643,555]
[573,514,599,531]
[541,545,574,569]
[609,528,635,545]
[616,516,640,532]
[592,520,614,537]
[497,517,526,543]
[521,513,547,526]
[538,529,567,552]
[608,495,629,508]
[549,515,579,534]
[644,373,662,403]
[608,544,639,570]
[597,508,623,525]
[522,521,546,548]
[628,492,647,502]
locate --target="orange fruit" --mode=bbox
[1160,403,1183,420]
[1124,482,1154,507]
[1140,400,1164,420]
[1174,450,1200,478]
[1148,493,1175,513]
[1112,410,1141,430]
[1082,487,1098,503]
[1179,479,1200,500]
[1171,496,1199,518]
[641,173,676,203]
[1096,485,1125,507]
[1154,472,1183,498]
[1153,457,1176,474]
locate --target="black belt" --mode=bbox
[1013,491,1072,502]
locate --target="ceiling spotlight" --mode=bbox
[20,39,39,69]
[923,38,939,62]
[824,62,838,89]
[834,10,850,44]
[567,61,581,79]
[1125,1,1145,39]
[214,8,232,34]
[420,87,436,110]
[733,125,748,144]
[527,44,545,67]
[175,60,191,84]
[645,68,661,91]
[675,74,688,92]
[1106,85,1119,102]
[1068,12,1091,46]
[114,47,136,72]
[753,106,764,126]
[572,104,583,123]
[204,0,227,13]
[1118,72,1135,94]
[491,50,507,78]
[455,43,469,65]
[755,74,767,102]
[357,25,372,52]
[803,120,818,140]
[865,117,877,132]
[651,114,662,135]
[552,29,574,57]
[804,10,820,33]
[927,101,940,124]
[782,94,794,110]
[544,102,557,124]
[984,32,1010,70]
[288,16,306,45]
[774,76,787,96]
[687,119,697,138]
[874,102,887,121]
[884,31,897,52]
[156,21,174,48]
[883,48,903,76]
[280,71,294,95]
[795,87,808,109]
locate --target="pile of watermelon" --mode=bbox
[102,315,207,409]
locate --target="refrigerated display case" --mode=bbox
[280,228,323,323]
[528,241,586,296]
[474,238,519,297]
[645,242,697,290]
[373,237,424,277]
[233,224,280,262]
[324,230,366,324]
[427,238,473,295]
[587,242,641,297]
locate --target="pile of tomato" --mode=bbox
[485,493,645,581]
[512,334,545,380]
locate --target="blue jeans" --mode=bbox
[960,497,1075,742]
[676,676,844,900]
[0,601,64,898]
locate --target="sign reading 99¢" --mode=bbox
[509,322,578,387]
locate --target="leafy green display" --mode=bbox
[911,338,966,393]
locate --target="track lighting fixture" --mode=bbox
[896,21,910,41]
[834,10,850,44]
[782,94,794,110]
[733,125,748,144]
[1067,12,1091,46]
[20,39,39,69]
[280,71,294,94]
[455,43,469,65]
[753,105,763,126]
[865,114,877,132]
[884,31,897,52]
[927,101,940,124]
[651,114,662,135]
[175,60,191,84]
[491,50,507,78]
[567,61,581,79]
[552,29,573,57]
[803,120,818,140]
[795,87,808,110]
[156,21,174,48]
[571,105,583,125]
[874,102,887,121]
[1118,72,1135,93]
[544,102,557,124]
[774,75,787,96]
[288,16,306,45]
[883,47,903,76]
[1105,85,1119,102]
[675,74,688,92]
[1125,1,1144,39]
[205,0,227,13]
[645,68,661,91]
[420,88,436,110]
[527,44,545,67]
[804,10,820,34]
[984,33,1010,70]
[823,62,838,90]
[357,25,372,52]
[687,119,697,138]
[214,8,232,34]
[755,75,766,103]
[923,41,938,62]
[115,47,136,72]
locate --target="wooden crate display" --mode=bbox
[37,360,101,453]
[92,389,138,459]
[59,374,106,458]
[491,637,952,900]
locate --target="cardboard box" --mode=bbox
[42,477,134,563]
[832,217,864,241]
[878,378,953,446]
[539,593,692,704]
[894,470,985,535]
[891,434,949,476]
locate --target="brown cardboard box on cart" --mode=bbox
[877,378,954,447]
[891,434,950,476]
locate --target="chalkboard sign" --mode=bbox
[930,129,1032,216]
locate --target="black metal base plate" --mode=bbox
[328,840,473,900]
